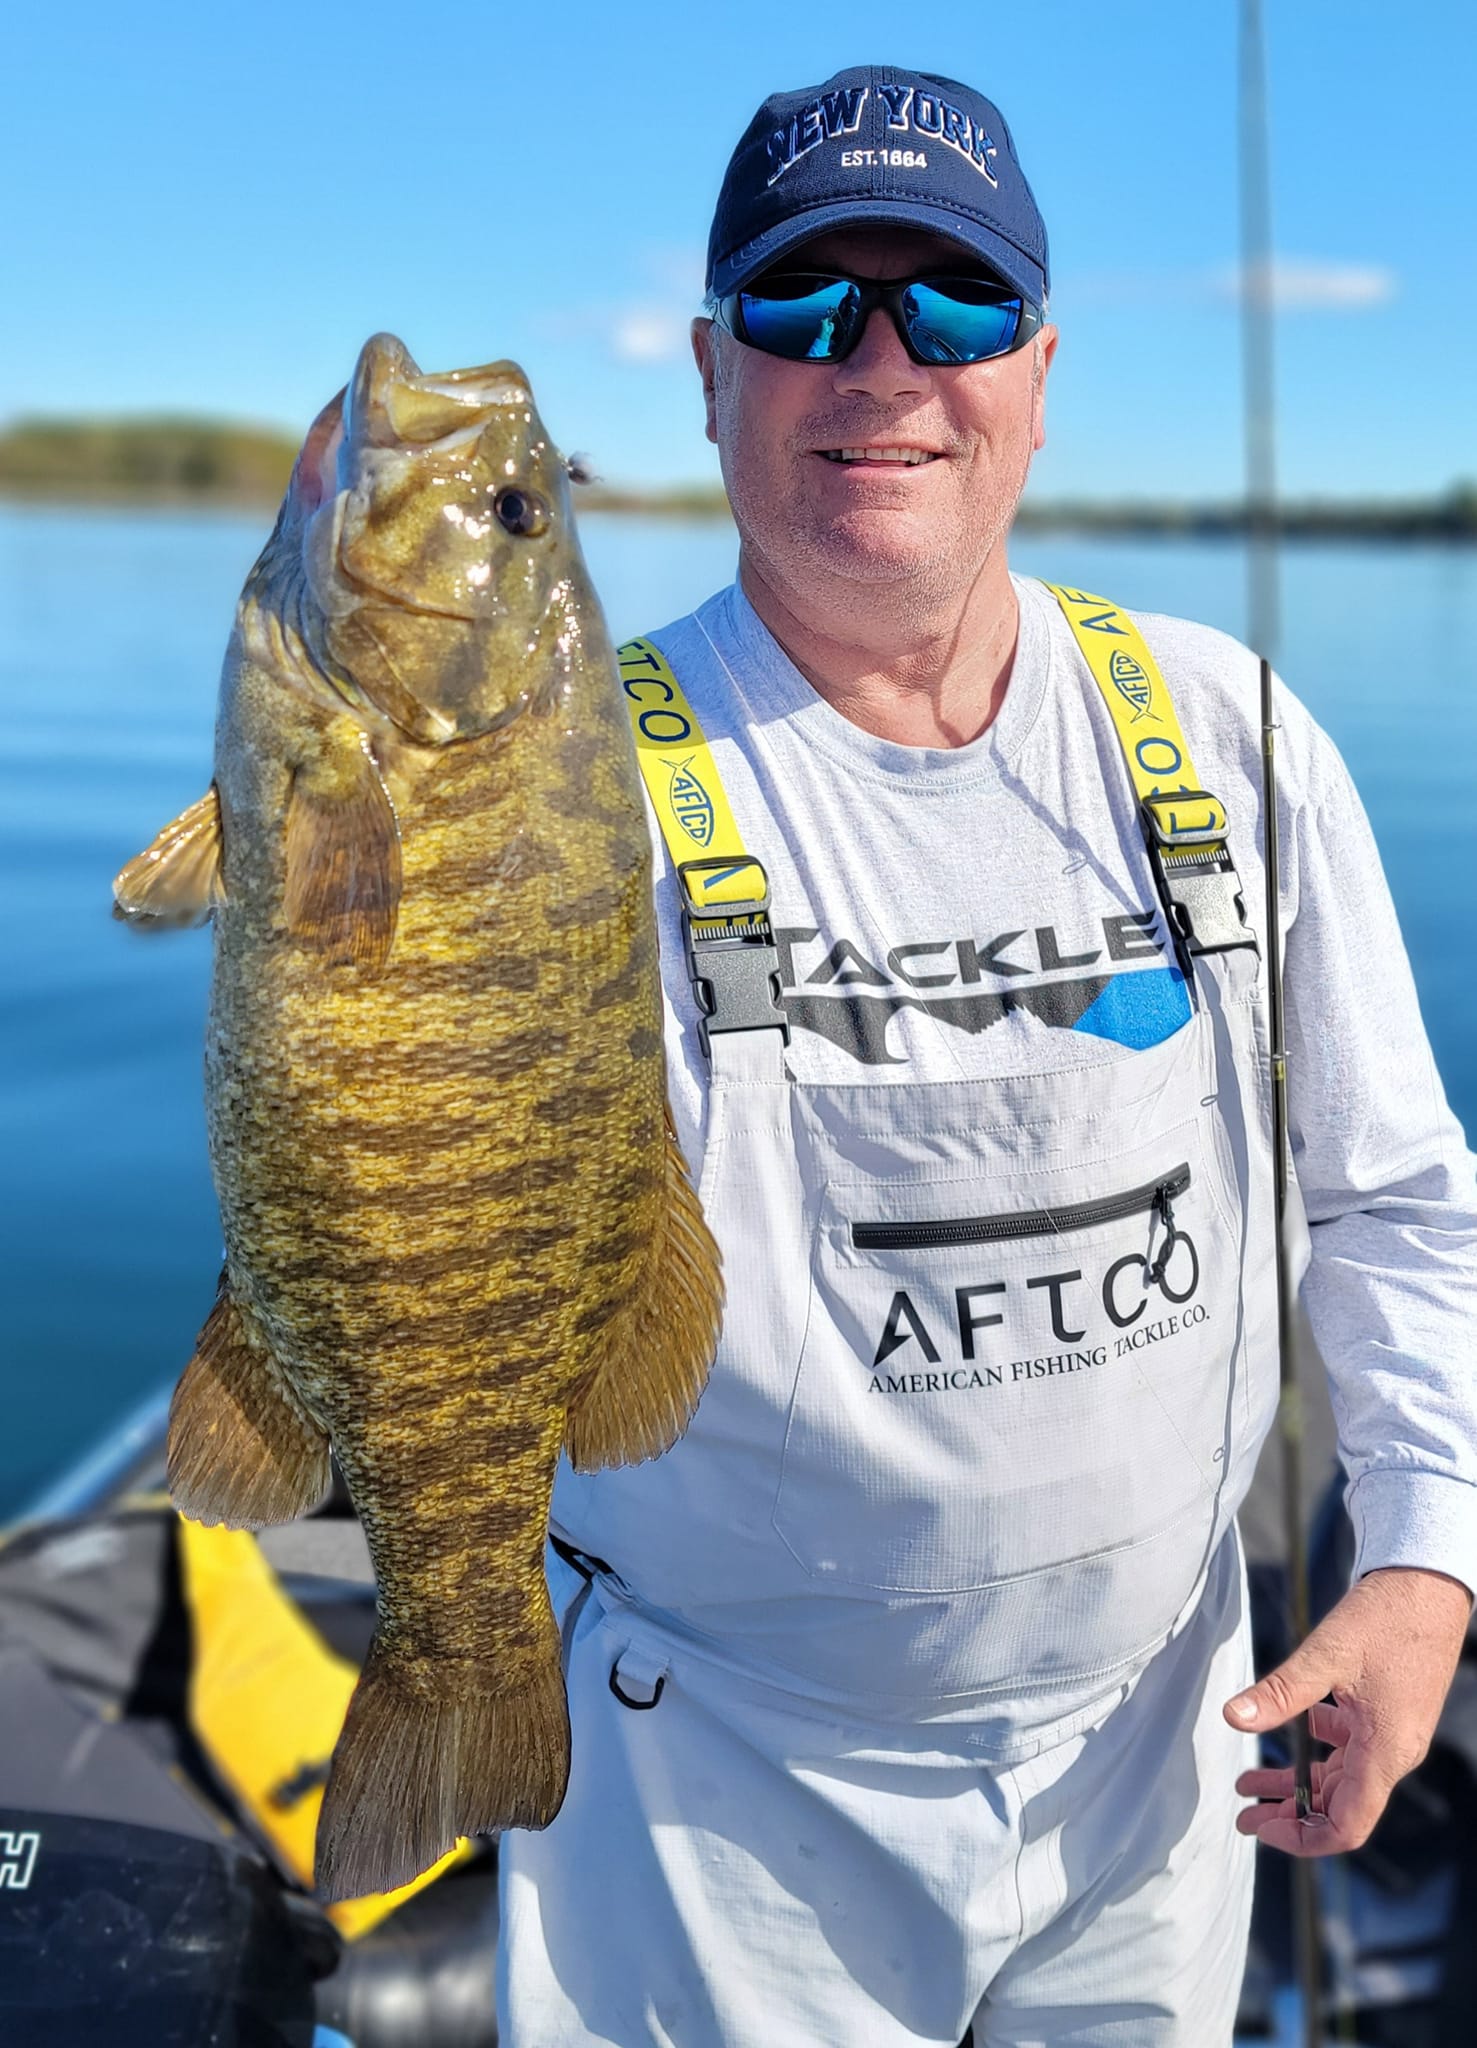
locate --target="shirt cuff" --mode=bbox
[1346,1467,1477,1599]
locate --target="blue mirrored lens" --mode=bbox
[902,282,1021,365]
[738,280,860,361]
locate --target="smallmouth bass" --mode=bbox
[113,334,722,1902]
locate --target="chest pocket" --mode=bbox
[772,1111,1240,1603]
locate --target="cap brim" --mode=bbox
[711,199,1044,305]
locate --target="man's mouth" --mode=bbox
[817,446,940,465]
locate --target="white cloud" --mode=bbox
[611,309,692,363]
[541,242,704,367]
[1214,258,1397,309]
[1063,256,1398,313]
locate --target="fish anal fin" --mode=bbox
[564,1106,723,1471]
[112,788,225,928]
[168,1281,332,1529]
[283,730,401,972]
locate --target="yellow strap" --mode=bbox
[177,1516,470,1940]
[623,602,1230,887]
[1043,586,1229,848]
[618,638,767,907]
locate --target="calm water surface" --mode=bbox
[2,505,1473,1512]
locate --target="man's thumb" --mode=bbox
[1224,1630,1333,1731]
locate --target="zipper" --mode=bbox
[851,1164,1192,1253]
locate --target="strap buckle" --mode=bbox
[1141,801,1260,972]
[677,857,790,1057]
[1140,789,1229,849]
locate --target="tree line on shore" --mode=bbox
[1,417,1473,541]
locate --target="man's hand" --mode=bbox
[1225,1565,1471,1856]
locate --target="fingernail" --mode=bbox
[1227,1694,1259,1724]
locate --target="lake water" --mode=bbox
[2,504,1474,1514]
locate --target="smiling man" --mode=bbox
[497,65,1477,2047]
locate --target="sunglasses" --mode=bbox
[712,271,1042,368]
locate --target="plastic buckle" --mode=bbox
[677,857,790,1057]
[1140,789,1229,849]
[1141,803,1260,972]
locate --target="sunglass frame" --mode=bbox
[712,271,1043,367]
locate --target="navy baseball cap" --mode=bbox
[706,66,1049,307]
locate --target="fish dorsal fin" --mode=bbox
[112,787,225,927]
[283,726,402,972]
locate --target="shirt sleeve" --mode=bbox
[1283,717,1477,1596]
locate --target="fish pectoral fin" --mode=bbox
[169,1279,332,1529]
[564,1105,724,1471]
[284,728,402,972]
[112,787,225,927]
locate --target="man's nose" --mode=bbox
[831,307,929,402]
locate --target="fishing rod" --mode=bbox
[1238,4,1325,2043]
[1259,658,1323,2032]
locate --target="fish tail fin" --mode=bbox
[564,1105,723,1471]
[168,1280,332,1529]
[314,1589,571,1904]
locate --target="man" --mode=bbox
[499,66,1477,2046]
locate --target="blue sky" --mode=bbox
[4,1,1472,497]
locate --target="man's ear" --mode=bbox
[1032,325,1059,454]
[692,318,720,445]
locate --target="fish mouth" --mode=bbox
[292,337,534,515]
[347,332,533,452]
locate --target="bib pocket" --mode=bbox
[772,1124,1238,1602]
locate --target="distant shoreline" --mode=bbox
[1,418,1473,542]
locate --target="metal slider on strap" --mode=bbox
[1140,792,1260,970]
[677,856,790,1057]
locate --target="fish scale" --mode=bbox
[113,333,723,1902]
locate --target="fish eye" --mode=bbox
[494,489,548,538]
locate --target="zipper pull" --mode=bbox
[1147,1182,1177,1284]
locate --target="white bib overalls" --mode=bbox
[499,600,1279,2047]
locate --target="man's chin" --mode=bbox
[731,487,974,590]
[804,509,953,582]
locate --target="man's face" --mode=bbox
[693,225,1057,597]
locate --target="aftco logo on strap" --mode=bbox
[0,1830,40,1890]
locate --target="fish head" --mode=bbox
[291,333,592,745]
